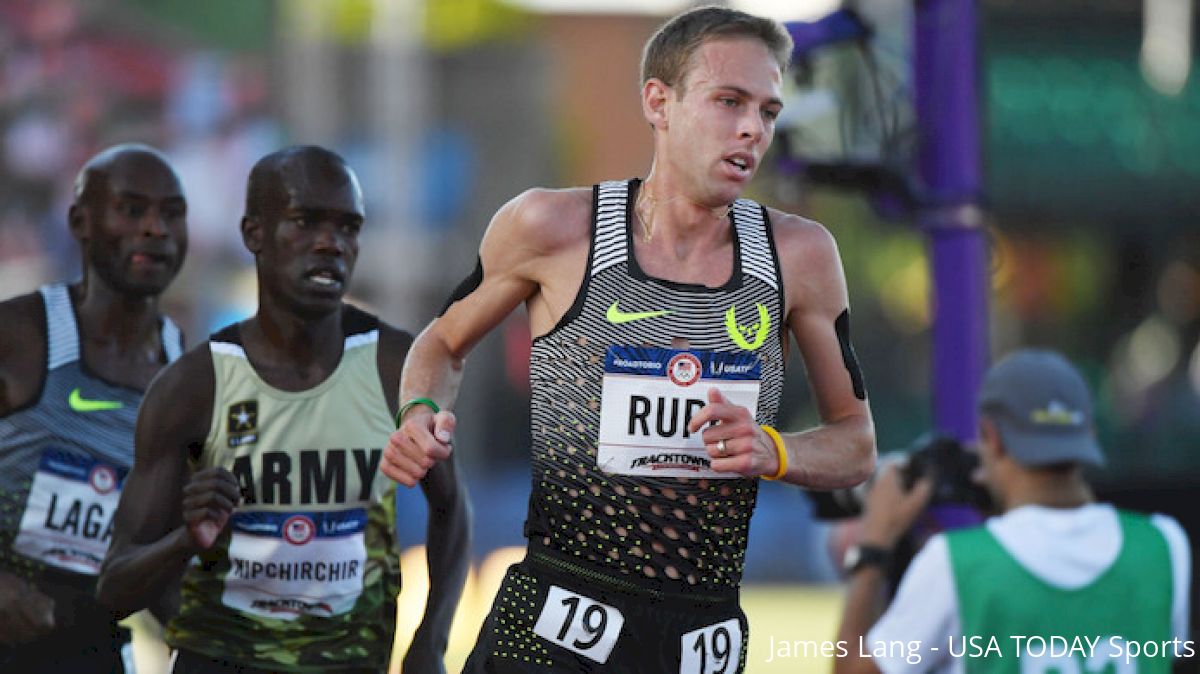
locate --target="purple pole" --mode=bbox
[914,0,988,442]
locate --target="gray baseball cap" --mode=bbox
[977,348,1105,467]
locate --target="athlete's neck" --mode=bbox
[71,280,161,352]
[629,183,735,288]
[242,303,345,391]
[638,174,734,238]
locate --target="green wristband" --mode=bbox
[396,397,440,428]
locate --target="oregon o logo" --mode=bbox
[725,303,771,351]
[667,353,703,387]
[283,515,316,545]
[89,465,117,494]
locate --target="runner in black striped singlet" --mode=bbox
[0,144,189,673]
[384,7,877,673]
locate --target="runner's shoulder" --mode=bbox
[135,341,216,445]
[490,186,593,253]
[0,291,48,410]
[0,291,46,339]
[145,341,215,404]
[765,207,842,273]
[765,207,835,248]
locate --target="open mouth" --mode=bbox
[304,268,345,290]
[129,251,172,267]
[724,154,754,175]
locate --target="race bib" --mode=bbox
[222,509,368,620]
[680,618,743,674]
[532,585,625,664]
[12,449,125,575]
[598,346,761,478]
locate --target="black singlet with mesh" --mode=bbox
[523,179,788,593]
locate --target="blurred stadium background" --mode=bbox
[1,0,1196,671]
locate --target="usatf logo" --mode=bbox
[228,400,258,448]
[89,465,118,494]
[667,353,702,386]
[282,515,316,545]
[725,303,770,351]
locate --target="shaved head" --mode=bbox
[244,145,360,223]
[73,143,179,210]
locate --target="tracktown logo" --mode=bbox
[630,453,711,472]
[251,598,334,616]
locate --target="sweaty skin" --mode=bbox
[384,11,876,672]
[0,145,187,649]
[97,147,469,674]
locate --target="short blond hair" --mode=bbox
[640,6,792,94]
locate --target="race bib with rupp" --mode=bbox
[598,346,760,478]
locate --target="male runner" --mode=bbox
[0,143,188,672]
[97,146,470,673]
[384,7,876,672]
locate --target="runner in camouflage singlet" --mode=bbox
[97,146,469,674]
[162,310,400,671]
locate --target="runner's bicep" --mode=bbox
[431,261,536,359]
[781,227,866,415]
[120,352,212,536]
[791,306,868,420]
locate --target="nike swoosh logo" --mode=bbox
[68,388,124,412]
[606,301,673,324]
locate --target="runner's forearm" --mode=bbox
[398,324,467,413]
[776,413,875,489]
[96,526,195,619]
[416,475,472,649]
[833,566,887,674]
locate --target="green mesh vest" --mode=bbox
[947,510,1173,673]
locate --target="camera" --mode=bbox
[900,435,993,513]
[808,433,992,521]
[811,434,994,589]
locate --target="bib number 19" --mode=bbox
[680,618,743,674]
[533,585,625,664]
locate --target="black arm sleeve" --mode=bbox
[438,257,484,317]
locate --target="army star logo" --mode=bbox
[227,400,259,448]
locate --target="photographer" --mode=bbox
[835,349,1191,673]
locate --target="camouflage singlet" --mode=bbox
[167,307,400,672]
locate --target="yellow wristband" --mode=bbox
[760,425,788,481]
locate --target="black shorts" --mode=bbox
[0,624,131,674]
[462,549,748,674]
[0,568,131,673]
[170,649,381,674]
